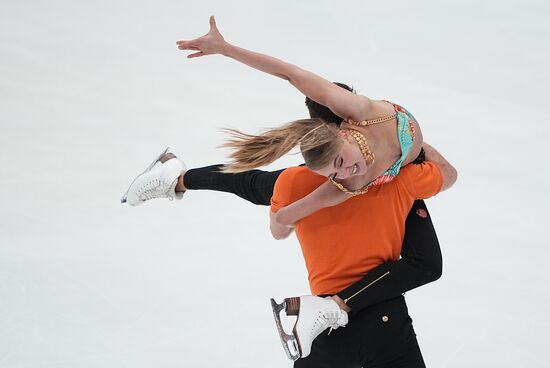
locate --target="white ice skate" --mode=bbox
[270,295,348,361]
[121,147,186,206]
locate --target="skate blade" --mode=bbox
[120,146,170,203]
[270,298,301,361]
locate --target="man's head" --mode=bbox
[305,82,354,125]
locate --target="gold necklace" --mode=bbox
[329,129,374,196]
[346,129,375,162]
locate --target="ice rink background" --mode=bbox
[1,0,549,367]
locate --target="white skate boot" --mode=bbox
[270,295,348,361]
[121,147,186,206]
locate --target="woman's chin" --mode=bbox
[356,163,367,177]
[350,163,360,176]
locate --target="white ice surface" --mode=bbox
[1,1,549,367]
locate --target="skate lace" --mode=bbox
[136,177,174,201]
[310,310,344,339]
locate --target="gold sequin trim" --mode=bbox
[347,113,396,127]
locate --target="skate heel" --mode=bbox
[270,298,301,361]
[284,297,300,316]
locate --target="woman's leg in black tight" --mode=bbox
[183,165,284,206]
[336,200,442,312]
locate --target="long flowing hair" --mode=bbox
[221,118,342,173]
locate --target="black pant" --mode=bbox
[295,296,425,368]
[184,160,442,314]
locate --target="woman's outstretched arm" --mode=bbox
[176,16,372,122]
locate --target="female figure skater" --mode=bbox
[124,15,428,218]
[173,16,426,229]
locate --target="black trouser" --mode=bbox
[184,154,442,314]
[295,296,425,368]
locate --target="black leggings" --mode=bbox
[184,165,283,205]
[183,160,441,313]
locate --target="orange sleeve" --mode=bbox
[271,166,334,212]
[270,168,298,213]
[398,162,443,199]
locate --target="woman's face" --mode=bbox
[314,133,367,180]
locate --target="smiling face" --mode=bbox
[313,132,368,180]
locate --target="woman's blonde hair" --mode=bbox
[221,118,343,173]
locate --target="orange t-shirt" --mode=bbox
[271,162,443,295]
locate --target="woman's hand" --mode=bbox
[175,16,370,122]
[176,16,227,58]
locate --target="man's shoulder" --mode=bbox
[271,166,326,209]
[397,162,423,177]
[278,166,324,185]
[397,162,440,179]
[395,162,443,199]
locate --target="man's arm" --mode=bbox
[270,211,294,240]
[423,143,458,191]
[336,200,442,312]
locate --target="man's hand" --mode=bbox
[176,16,228,58]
